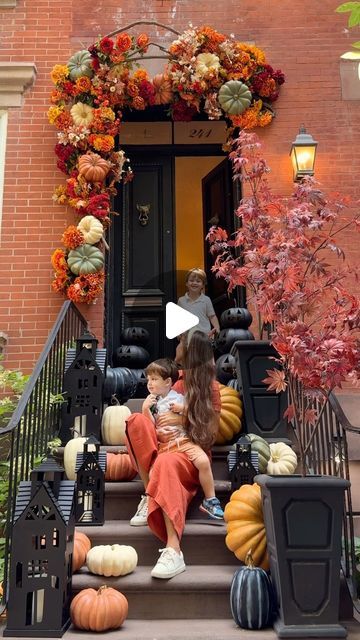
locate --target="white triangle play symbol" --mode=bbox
[166,302,199,339]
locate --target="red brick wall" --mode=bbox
[0,0,359,372]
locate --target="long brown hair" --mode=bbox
[182,330,218,449]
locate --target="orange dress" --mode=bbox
[125,378,220,543]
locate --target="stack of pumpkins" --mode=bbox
[215,308,254,387]
[104,327,150,402]
[71,530,137,631]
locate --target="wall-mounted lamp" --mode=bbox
[290,125,318,182]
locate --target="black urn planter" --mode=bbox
[256,474,349,638]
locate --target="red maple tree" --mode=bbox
[208,131,360,474]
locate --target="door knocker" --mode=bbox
[137,204,151,226]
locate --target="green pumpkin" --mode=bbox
[246,433,271,473]
[218,80,252,115]
[67,50,93,80]
[67,244,104,275]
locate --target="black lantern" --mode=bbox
[290,125,318,182]
[60,332,105,444]
[228,436,258,491]
[75,435,106,526]
[4,458,75,637]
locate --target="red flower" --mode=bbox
[86,193,110,219]
[138,79,156,105]
[99,37,114,55]
[171,100,197,122]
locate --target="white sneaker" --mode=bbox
[130,495,148,526]
[151,547,186,579]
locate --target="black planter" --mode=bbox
[256,474,349,638]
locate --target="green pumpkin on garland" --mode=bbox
[218,80,252,115]
[67,50,93,80]
[67,244,104,275]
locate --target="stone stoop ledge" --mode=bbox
[0,63,37,108]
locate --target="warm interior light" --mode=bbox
[290,125,318,182]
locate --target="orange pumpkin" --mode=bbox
[78,152,110,182]
[152,74,173,105]
[70,585,128,631]
[224,483,269,571]
[105,452,137,481]
[72,530,91,572]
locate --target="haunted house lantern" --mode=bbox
[60,332,106,444]
[4,458,75,637]
[74,435,106,526]
[228,436,258,491]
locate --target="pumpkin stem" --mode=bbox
[102,235,110,251]
[110,394,120,406]
[245,549,255,568]
[70,427,81,438]
[98,585,108,594]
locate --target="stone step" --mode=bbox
[76,520,233,565]
[72,564,238,619]
[103,479,232,521]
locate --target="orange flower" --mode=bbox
[51,249,67,272]
[137,33,150,52]
[110,50,125,64]
[126,81,139,97]
[116,33,132,52]
[61,225,85,249]
[133,95,145,110]
[54,111,72,130]
[133,69,148,82]
[67,272,104,303]
[75,76,92,93]
[259,112,273,127]
[52,273,70,294]
[89,134,115,152]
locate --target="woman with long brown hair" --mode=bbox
[125,330,221,579]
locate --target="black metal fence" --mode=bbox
[0,301,87,604]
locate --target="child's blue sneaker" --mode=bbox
[199,497,224,520]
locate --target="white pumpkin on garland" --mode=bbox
[267,442,297,475]
[101,397,131,445]
[86,544,138,577]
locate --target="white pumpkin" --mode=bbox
[64,436,95,480]
[77,215,104,245]
[86,544,138,577]
[101,403,131,445]
[267,442,297,475]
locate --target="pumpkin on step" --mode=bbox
[230,550,275,630]
[267,442,297,475]
[101,398,131,445]
[216,384,242,444]
[63,435,89,480]
[246,433,271,474]
[86,544,138,577]
[73,530,91,572]
[70,585,128,631]
[105,452,137,481]
[224,483,269,570]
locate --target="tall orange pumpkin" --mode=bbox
[152,74,173,105]
[70,585,128,631]
[72,530,91,572]
[78,152,110,182]
[105,452,137,481]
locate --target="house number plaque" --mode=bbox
[174,121,226,144]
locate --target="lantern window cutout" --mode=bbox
[228,436,259,491]
[4,458,75,637]
[60,332,106,445]
[74,435,106,526]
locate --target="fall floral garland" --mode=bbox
[49,25,285,304]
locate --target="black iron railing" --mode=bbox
[0,301,87,604]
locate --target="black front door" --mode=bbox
[107,153,175,364]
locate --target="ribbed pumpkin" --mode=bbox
[73,531,91,572]
[67,244,104,275]
[216,384,242,444]
[86,544,138,577]
[78,152,110,182]
[218,80,252,115]
[63,436,89,480]
[101,399,131,445]
[152,74,173,104]
[77,215,104,245]
[246,433,271,474]
[70,585,128,632]
[267,442,297,474]
[230,550,274,630]
[224,483,269,570]
[67,50,93,80]
[105,452,137,481]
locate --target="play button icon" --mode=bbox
[165,302,199,339]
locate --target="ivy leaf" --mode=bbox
[349,7,360,26]
[335,2,360,13]
[263,368,287,393]
[351,40,360,48]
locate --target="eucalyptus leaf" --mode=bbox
[348,7,360,26]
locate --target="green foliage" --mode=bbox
[336,2,360,58]
[0,357,29,429]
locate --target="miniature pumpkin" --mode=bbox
[78,152,110,182]
[63,436,89,480]
[224,483,269,570]
[230,550,274,630]
[70,585,128,631]
[101,399,131,445]
[267,442,297,474]
[216,384,243,445]
[246,433,271,474]
[105,453,137,481]
[77,215,104,245]
[70,102,93,127]
[86,544,138,577]
[73,531,91,572]
[67,50,94,80]
[67,244,104,275]
[152,74,173,104]
[218,80,252,115]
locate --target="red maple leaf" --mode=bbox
[262,369,287,393]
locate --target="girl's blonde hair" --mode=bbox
[185,268,207,289]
